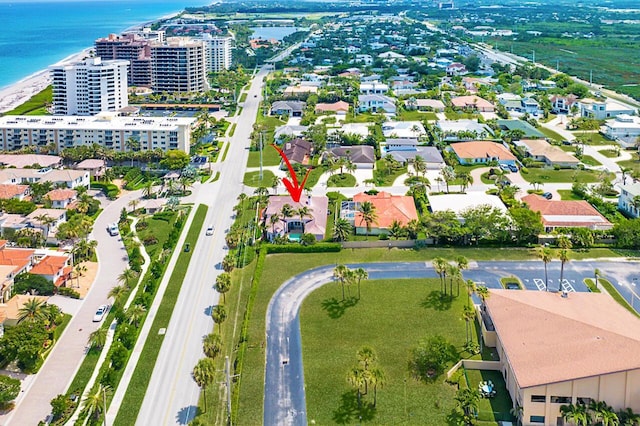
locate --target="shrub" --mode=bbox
[109,342,128,370]
[264,243,341,253]
[0,374,20,407]
[57,287,80,299]
[117,324,137,350]
[143,235,158,246]
[409,335,458,381]
[14,273,55,296]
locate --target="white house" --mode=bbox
[358,95,396,114]
[618,182,640,219]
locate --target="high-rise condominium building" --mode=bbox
[151,38,207,93]
[201,34,233,72]
[95,33,152,87]
[50,57,129,116]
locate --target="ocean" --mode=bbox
[0,0,210,89]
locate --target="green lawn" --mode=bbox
[327,173,356,187]
[580,155,602,167]
[520,167,606,183]
[239,93,247,103]
[464,369,515,423]
[557,189,584,201]
[243,170,276,187]
[583,278,601,293]
[247,143,282,167]
[135,213,176,259]
[114,205,207,425]
[597,278,640,318]
[4,86,52,115]
[538,127,565,142]
[304,166,326,189]
[302,279,468,425]
[373,160,407,186]
[445,111,480,120]
[343,112,383,124]
[599,149,621,158]
[617,159,640,176]
[396,109,437,122]
[570,131,611,145]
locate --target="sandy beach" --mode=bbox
[0,48,92,114]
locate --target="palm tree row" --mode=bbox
[346,347,386,410]
[536,237,572,292]
[561,399,639,426]
[432,256,469,297]
[333,265,369,300]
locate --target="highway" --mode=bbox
[263,259,640,425]
[134,66,270,425]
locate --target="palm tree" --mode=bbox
[456,256,469,296]
[333,264,349,300]
[88,327,108,350]
[126,304,146,327]
[346,366,368,410]
[271,176,281,195]
[203,333,222,359]
[332,218,353,242]
[211,305,227,331]
[536,245,554,292]
[455,387,480,419]
[108,285,127,305]
[432,257,448,295]
[600,410,620,426]
[179,175,193,194]
[192,357,216,413]
[118,268,139,289]
[353,268,368,300]
[617,407,640,425]
[34,214,56,243]
[464,279,476,307]
[446,263,461,297]
[296,206,313,233]
[280,203,294,234]
[76,193,93,214]
[440,165,456,193]
[463,305,476,345]
[81,384,111,421]
[128,198,139,213]
[458,171,473,193]
[214,273,231,303]
[142,181,154,199]
[18,298,47,323]
[561,403,590,426]
[369,367,385,407]
[357,201,378,235]
[558,249,570,292]
[413,155,426,177]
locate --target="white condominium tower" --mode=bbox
[151,38,208,93]
[202,34,233,72]
[50,57,129,116]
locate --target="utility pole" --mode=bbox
[224,356,240,426]
[556,59,559,72]
[532,49,535,64]
[590,69,593,86]
[259,131,264,181]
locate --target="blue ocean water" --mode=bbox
[0,0,209,89]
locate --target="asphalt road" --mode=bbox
[134,66,270,425]
[3,190,140,425]
[263,259,640,425]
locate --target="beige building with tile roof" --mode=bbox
[481,290,640,426]
[514,139,580,168]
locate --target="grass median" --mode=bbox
[113,204,208,425]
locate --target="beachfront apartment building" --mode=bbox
[201,34,233,72]
[50,58,129,116]
[95,33,153,87]
[0,114,194,153]
[151,38,208,93]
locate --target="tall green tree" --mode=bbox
[18,298,47,323]
[214,273,232,303]
[432,257,448,295]
[357,201,378,235]
[332,219,352,242]
[88,327,108,350]
[81,384,111,421]
[192,357,216,413]
[203,333,222,359]
[536,246,554,292]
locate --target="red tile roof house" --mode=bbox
[448,141,517,166]
[44,188,77,209]
[0,184,30,201]
[29,255,72,288]
[348,192,418,235]
[262,195,328,242]
[314,100,350,115]
[522,194,613,232]
[0,241,36,300]
[451,95,495,112]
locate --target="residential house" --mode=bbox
[263,195,328,241]
[44,189,78,209]
[283,85,318,98]
[274,125,308,143]
[550,95,578,115]
[360,82,389,95]
[437,120,493,141]
[270,101,306,117]
[0,168,89,189]
[378,51,406,62]
[521,97,540,115]
[0,184,30,201]
[342,191,418,235]
[383,140,444,168]
[428,194,508,221]
[406,99,445,112]
[603,114,640,147]
[358,94,396,115]
[481,290,640,426]
[327,146,375,169]
[314,101,350,115]
[446,62,467,76]
[451,95,495,113]
[75,159,105,179]
[26,209,67,240]
[580,99,635,120]
[536,80,557,90]
[0,243,35,285]
[0,294,49,327]
[448,141,517,166]
[354,54,373,65]
[382,121,426,139]
[30,255,72,288]
[618,182,640,219]
[281,139,313,165]
[497,119,546,139]
[0,154,61,169]
[514,139,580,168]
[0,265,15,304]
[522,194,613,231]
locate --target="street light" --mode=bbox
[626,281,640,314]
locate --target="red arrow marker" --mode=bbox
[271,144,311,202]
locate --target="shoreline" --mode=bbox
[0,9,184,114]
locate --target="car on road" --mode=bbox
[542,192,553,200]
[93,304,109,322]
[499,164,511,172]
[107,223,119,236]
[205,225,214,236]
[508,164,518,173]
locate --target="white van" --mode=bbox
[107,223,119,236]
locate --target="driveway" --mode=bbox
[264,259,640,425]
[2,190,141,425]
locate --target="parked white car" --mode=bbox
[107,223,119,236]
[93,304,109,322]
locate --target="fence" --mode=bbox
[341,239,434,249]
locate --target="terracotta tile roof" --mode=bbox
[516,139,579,164]
[522,194,612,229]
[55,266,73,287]
[485,290,640,388]
[0,248,34,273]
[45,189,77,202]
[315,101,350,113]
[450,141,516,161]
[451,95,494,110]
[353,191,418,229]
[0,184,29,200]
[30,255,69,276]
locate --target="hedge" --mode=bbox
[90,182,120,199]
[264,243,342,254]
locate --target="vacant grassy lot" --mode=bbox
[302,279,467,425]
[580,155,602,167]
[327,173,356,187]
[396,109,438,122]
[520,167,605,183]
[538,127,565,142]
[247,143,282,167]
[243,170,276,187]
[599,149,622,159]
[135,213,177,259]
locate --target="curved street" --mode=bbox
[264,259,640,425]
